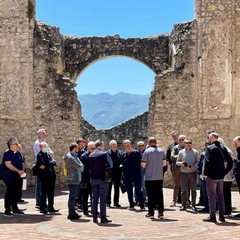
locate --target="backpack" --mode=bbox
[0,162,7,180]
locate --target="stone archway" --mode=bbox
[64,35,170,80]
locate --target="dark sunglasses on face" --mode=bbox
[185,142,192,144]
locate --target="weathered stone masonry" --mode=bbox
[0,0,240,186]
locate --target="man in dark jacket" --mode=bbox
[122,139,144,210]
[106,140,122,208]
[37,142,58,214]
[203,132,233,222]
[79,141,95,215]
[89,140,113,223]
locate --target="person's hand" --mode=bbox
[40,165,45,169]
[18,170,24,176]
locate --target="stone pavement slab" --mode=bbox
[0,186,239,240]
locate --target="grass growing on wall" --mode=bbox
[27,0,35,22]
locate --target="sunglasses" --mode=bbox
[179,139,185,141]
[185,142,192,144]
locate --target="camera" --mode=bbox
[183,162,188,167]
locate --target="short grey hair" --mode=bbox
[109,140,117,146]
[123,139,131,145]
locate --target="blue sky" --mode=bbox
[36,0,194,95]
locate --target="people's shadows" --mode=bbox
[151,218,178,222]
[95,223,122,227]
[0,213,53,224]
[68,219,91,223]
[215,222,240,226]
[164,208,177,212]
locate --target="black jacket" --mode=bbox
[37,151,56,179]
[204,141,232,179]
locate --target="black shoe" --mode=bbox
[35,204,40,209]
[18,199,28,204]
[106,204,111,208]
[145,213,154,219]
[13,210,24,215]
[4,211,14,217]
[219,215,225,222]
[101,218,112,223]
[179,207,187,211]
[203,216,217,223]
[48,209,59,213]
[234,213,240,218]
[93,219,98,223]
[67,214,80,220]
[114,203,121,208]
[198,208,209,213]
[196,202,204,206]
[40,209,48,214]
[158,213,164,219]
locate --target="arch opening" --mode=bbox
[75,56,155,130]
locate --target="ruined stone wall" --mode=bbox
[0,0,35,170]
[31,21,82,186]
[64,35,170,80]
[81,112,148,150]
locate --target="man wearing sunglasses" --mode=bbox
[176,138,199,212]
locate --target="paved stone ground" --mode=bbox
[0,184,239,240]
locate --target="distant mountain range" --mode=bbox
[78,92,150,129]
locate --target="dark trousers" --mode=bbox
[91,180,108,222]
[145,180,164,215]
[82,181,92,214]
[124,175,144,208]
[206,177,225,217]
[68,184,79,216]
[180,172,197,207]
[236,179,240,194]
[107,175,121,205]
[4,181,19,212]
[200,178,209,208]
[16,177,23,201]
[40,176,56,211]
[223,181,232,215]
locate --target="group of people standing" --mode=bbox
[64,137,167,222]
[2,128,240,225]
[167,130,240,223]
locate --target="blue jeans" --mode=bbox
[68,184,79,215]
[124,174,144,208]
[91,179,108,222]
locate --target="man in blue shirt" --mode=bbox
[141,137,166,219]
[3,137,25,216]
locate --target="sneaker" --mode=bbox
[13,210,24,215]
[145,213,154,219]
[219,215,225,222]
[106,204,111,208]
[4,211,14,217]
[234,213,240,219]
[203,216,217,223]
[40,209,48,214]
[158,213,164,219]
[170,201,176,207]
